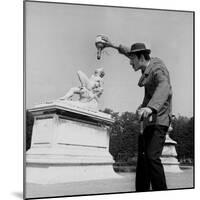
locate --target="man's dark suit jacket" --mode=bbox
[119,45,172,127]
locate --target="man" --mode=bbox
[101,37,172,191]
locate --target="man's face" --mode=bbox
[129,54,142,71]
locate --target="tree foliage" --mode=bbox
[171,116,194,161]
[102,109,194,163]
[101,109,140,161]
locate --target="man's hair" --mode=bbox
[133,51,151,61]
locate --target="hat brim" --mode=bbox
[127,49,151,55]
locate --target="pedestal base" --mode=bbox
[26,163,120,184]
[161,135,182,173]
[161,157,182,173]
[26,102,120,184]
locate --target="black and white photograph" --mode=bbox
[24,0,194,199]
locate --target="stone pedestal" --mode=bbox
[161,133,182,173]
[26,101,120,184]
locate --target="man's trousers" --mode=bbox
[135,125,168,191]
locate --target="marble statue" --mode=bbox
[59,68,105,103]
[26,67,116,186]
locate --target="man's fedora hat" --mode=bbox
[128,43,151,55]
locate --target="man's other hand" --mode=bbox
[137,107,153,121]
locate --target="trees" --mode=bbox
[102,109,140,162]
[102,108,194,164]
[171,116,194,162]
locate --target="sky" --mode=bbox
[25,1,193,117]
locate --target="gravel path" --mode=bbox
[25,167,194,199]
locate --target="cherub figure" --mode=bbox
[59,68,105,103]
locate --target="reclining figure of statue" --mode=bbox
[59,68,105,104]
